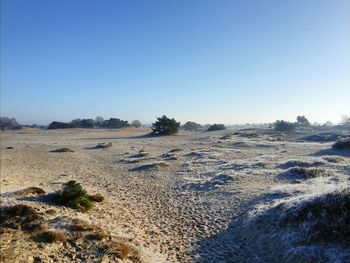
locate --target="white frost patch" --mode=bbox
[248,174,349,219]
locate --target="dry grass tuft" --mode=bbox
[50,147,75,153]
[0,204,45,232]
[85,229,108,240]
[103,241,137,260]
[88,193,104,202]
[70,218,95,231]
[14,187,46,197]
[34,230,67,243]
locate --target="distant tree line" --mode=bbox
[47,117,135,129]
[0,117,22,130]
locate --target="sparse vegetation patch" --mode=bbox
[0,204,45,233]
[332,139,350,150]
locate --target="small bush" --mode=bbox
[57,181,93,212]
[207,124,226,132]
[332,139,350,150]
[55,181,103,212]
[151,115,180,135]
[274,120,296,131]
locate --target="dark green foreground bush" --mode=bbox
[56,181,103,212]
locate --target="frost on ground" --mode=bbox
[244,171,350,262]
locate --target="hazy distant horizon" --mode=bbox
[1,0,349,126]
[2,114,348,127]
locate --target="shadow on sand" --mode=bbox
[190,191,289,263]
[312,148,350,157]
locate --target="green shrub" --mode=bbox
[207,124,226,132]
[274,120,296,131]
[151,115,180,135]
[58,181,93,212]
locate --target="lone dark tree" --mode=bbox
[131,120,142,128]
[152,115,180,135]
[296,115,310,126]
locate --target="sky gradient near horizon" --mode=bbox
[1,0,349,125]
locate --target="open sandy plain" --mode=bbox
[1,128,349,262]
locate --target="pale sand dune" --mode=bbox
[1,128,349,262]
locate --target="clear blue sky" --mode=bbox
[1,0,349,125]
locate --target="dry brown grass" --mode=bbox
[88,193,104,202]
[14,187,46,196]
[104,241,133,260]
[34,230,67,243]
[70,218,95,231]
[50,147,75,152]
[85,229,108,240]
[0,204,46,233]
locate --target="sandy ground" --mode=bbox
[1,128,349,262]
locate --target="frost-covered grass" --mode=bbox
[247,173,350,262]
